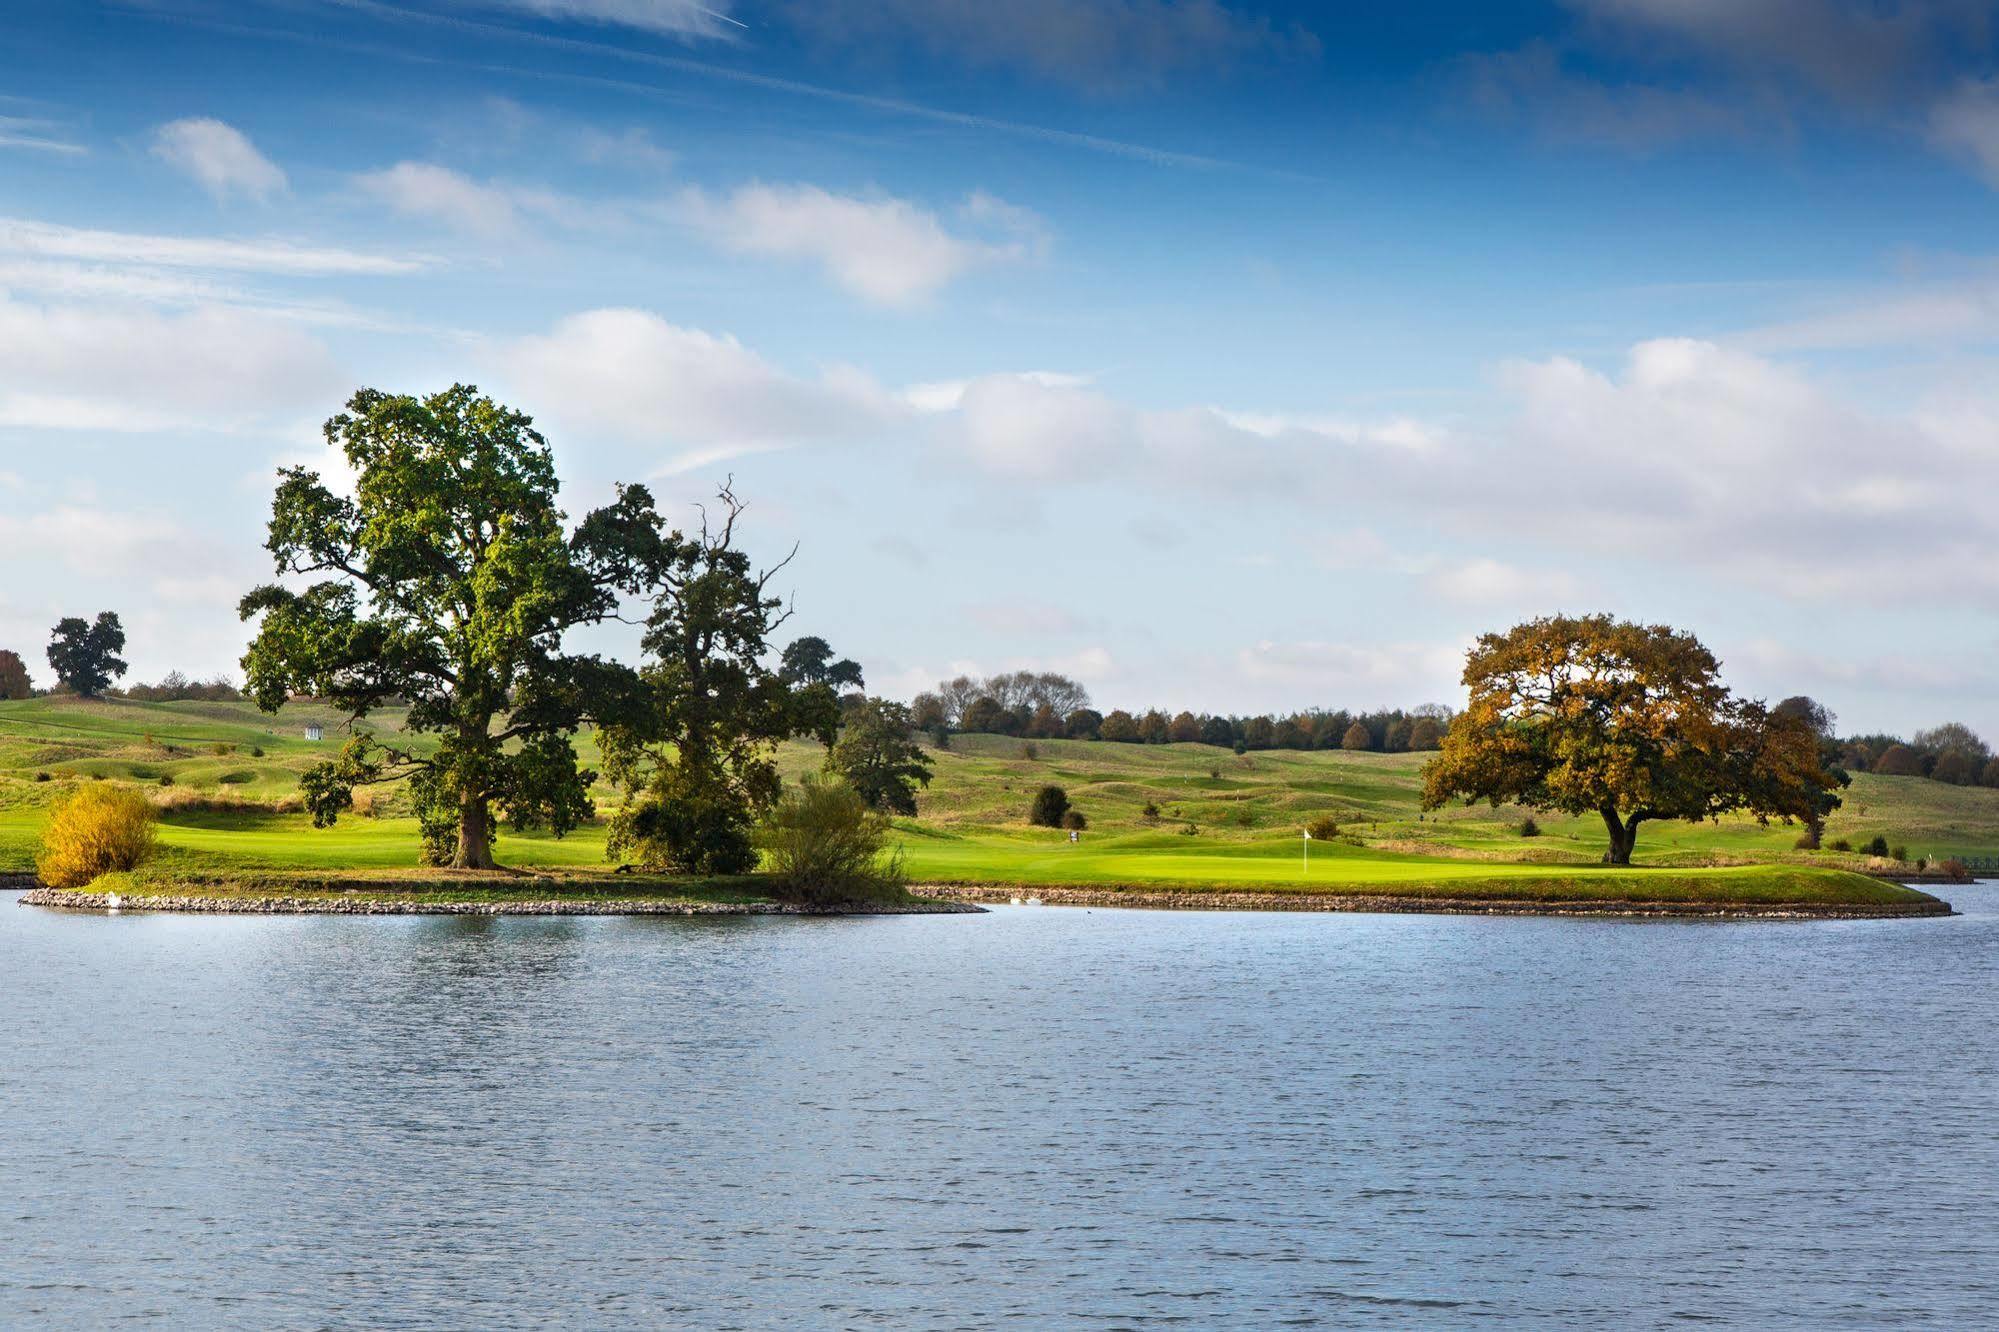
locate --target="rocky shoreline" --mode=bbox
[913,883,1955,919]
[14,884,982,916]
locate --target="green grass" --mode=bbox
[0,696,1983,911]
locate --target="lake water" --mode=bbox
[4,886,1997,1328]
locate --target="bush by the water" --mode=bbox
[1029,784,1070,828]
[36,784,157,888]
[1865,835,1890,857]
[759,777,906,905]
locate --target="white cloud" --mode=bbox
[356,162,526,237]
[498,308,900,470]
[0,217,422,275]
[151,118,287,203]
[679,184,1045,306]
[1234,639,1466,704]
[480,0,740,38]
[0,295,342,431]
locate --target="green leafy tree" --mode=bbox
[827,697,934,815]
[47,613,127,698]
[602,485,837,875]
[779,636,864,691]
[0,649,31,700]
[1200,715,1235,747]
[1421,614,1842,865]
[1099,709,1139,742]
[1064,707,1103,739]
[239,385,659,869]
[1029,784,1070,827]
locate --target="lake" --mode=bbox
[4,885,1996,1328]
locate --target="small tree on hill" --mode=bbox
[779,636,863,692]
[1408,716,1446,750]
[1169,710,1201,743]
[1420,614,1841,865]
[1029,784,1070,827]
[1874,744,1923,776]
[827,697,934,816]
[1099,709,1139,742]
[0,649,31,700]
[1025,702,1063,738]
[1064,707,1103,739]
[1340,721,1373,751]
[1139,709,1170,744]
[47,613,127,698]
[1200,715,1234,747]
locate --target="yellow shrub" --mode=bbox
[36,784,158,888]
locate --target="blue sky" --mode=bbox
[4,0,1999,735]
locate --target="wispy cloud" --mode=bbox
[0,217,424,276]
[0,115,85,156]
[678,184,1046,306]
[151,117,288,202]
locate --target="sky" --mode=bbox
[3,0,1999,736]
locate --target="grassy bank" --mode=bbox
[0,697,1979,915]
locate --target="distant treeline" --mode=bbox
[1838,723,1999,788]
[909,672,1452,752]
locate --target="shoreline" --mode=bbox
[9,874,1952,919]
[14,883,983,917]
[911,882,1955,919]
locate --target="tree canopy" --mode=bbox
[826,697,934,816]
[600,485,838,874]
[1420,614,1841,864]
[238,385,663,869]
[0,649,31,701]
[47,613,126,698]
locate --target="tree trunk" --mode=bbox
[1601,808,1639,865]
[454,792,496,870]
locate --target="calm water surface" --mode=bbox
[4,886,1997,1328]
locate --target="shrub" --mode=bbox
[608,763,758,875]
[211,743,234,757]
[1029,785,1070,827]
[33,771,50,783]
[1234,805,1254,827]
[1018,741,1038,761]
[1519,816,1541,838]
[1830,838,1852,852]
[1891,844,1908,863]
[1939,858,1973,883]
[1864,835,1890,857]
[1062,809,1088,831]
[157,773,175,787]
[1232,740,1247,755]
[1306,815,1341,840]
[1794,833,1818,850]
[1141,801,1161,822]
[758,777,905,905]
[36,784,157,888]
[250,745,265,758]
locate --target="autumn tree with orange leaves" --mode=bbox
[1420,614,1839,865]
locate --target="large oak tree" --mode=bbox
[239,385,664,870]
[1420,614,1840,864]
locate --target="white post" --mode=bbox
[1302,828,1311,874]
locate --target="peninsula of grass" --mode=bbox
[0,697,1974,919]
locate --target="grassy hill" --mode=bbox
[0,697,1987,905]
